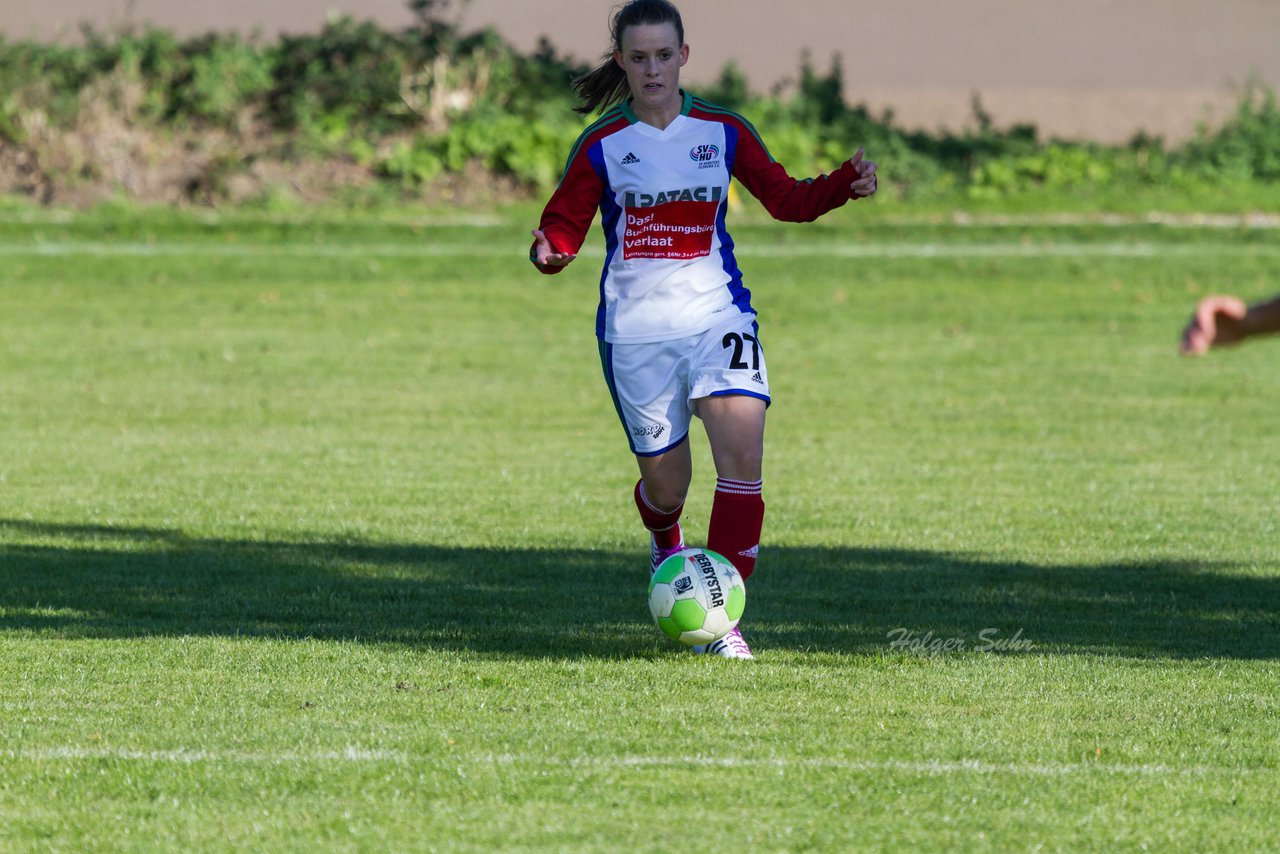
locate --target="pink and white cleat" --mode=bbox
[650,532,685,576]
[692,625,754,660]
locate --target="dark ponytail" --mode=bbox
[572,0,685,115]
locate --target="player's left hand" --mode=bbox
[849,147,878,198]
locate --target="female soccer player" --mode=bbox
[530,0,878,658]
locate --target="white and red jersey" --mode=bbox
[532,91,863,343]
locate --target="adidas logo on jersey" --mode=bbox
[620,152,640,165]
[750,371,764,384]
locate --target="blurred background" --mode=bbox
[7,0,1279,142]
[2,0,1278,209]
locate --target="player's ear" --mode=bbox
[679,44,689,67]
[614,50,625,70]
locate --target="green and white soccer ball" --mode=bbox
[647,548,746,645]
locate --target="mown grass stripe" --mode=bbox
[1,241,1276,259]
[1,747,1256,778]
[1,211,1275,228]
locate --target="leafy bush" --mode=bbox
[1178,83,1280,183]
[0,12,1276,206]
[267,18,418,137]
[170,33,273,126]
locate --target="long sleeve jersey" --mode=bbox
[532,91,863,344]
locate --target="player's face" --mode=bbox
[614,23,688,121]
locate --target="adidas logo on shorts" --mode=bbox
[750,371,764,384]
[621,152,641,165]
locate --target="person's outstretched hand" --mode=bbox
[1180,295,1249,356]
[531,229,576,268]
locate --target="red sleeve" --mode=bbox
[530,119,623,275]
[712,110,860,223]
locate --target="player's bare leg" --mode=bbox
[699,394,765,483]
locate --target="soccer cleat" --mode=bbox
[692,626,754,660]
[650,533,685,576]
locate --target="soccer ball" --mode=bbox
[647,549,746,645]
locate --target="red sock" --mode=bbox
[707,477,764,580]
[634,479,683,549]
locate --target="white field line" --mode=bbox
[904,212,1280,229]
[1,746,405,763]
[1,241,1278,260]
[0,211,509,228]
[0,747,1262,778]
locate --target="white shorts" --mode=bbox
[599,312,771,456]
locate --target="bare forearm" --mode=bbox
[1241,295,1280,338]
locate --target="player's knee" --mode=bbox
[714,445,763,482]
[717,461,762,483]
[643,480,688,512]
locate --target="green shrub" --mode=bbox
[267,17,418,136]
[170,33,273,126]
[1179,83,1280,183]
[0,15,1276,205]
[378,137,443,185]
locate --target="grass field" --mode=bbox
[1,203,1278,851]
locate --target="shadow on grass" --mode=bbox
[1,518,1277,659]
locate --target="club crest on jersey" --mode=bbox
[690,144,720,166]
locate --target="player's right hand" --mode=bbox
[531,229,576,268]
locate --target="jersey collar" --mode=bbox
[621,89,694,127]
